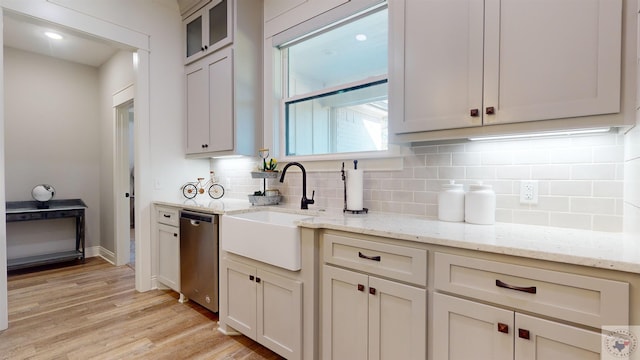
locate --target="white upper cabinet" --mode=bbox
[184,0,262,157]
[184,0,233,64]
[391,0,625,136]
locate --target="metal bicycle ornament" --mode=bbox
[181,171,225,199]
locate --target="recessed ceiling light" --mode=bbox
[44,32,63,40]
[355,34,367,41]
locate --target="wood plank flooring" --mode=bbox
[0,258,285,360]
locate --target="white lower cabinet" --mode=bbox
[155,206,180,293]
[157,223,180,292]
[433,293,602,360]
[222,258,303,360]
[322,264,426,360]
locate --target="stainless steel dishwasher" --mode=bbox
[180,210,218,313]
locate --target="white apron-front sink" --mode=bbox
[219,211,313,271]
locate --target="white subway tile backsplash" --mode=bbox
[531,165,571,179]
[426,153,451,166]
[481,151,513,165]
[513,150,549,164]
[452,152,481,166]
[549,148,592,164]
[438,167,465,179]
[549,213,592,230]
[496,166,530,179]
[465,166,497,180]
[593,181,623,198]
[593,215,623,232]
[212,132,626,232]
[549,181,592,196]
[571,197,616,214]
[512,211,549,226]
[571,164,616,180]
[593,146,624,163]
[537,196,570,212]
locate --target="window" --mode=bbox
[280,6,388,157]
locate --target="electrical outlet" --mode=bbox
[520,180,539,205]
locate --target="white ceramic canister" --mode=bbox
[465,183,496,225]
[438,181,465,222]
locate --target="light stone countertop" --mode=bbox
[153,199,640,274]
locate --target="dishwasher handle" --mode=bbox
[180,210,216,224]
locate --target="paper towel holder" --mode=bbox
[342,162,368,214]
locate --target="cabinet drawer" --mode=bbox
[323,233,427,286]
[434,252,629,328]
[156,206,179,226]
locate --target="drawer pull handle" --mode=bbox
[518,328,530,340]
[496,279,537,294]
[497,323,509,334]
[163,214,171,218]
[369,287,376,295]
[357,284,365,292]
[358,252,381,262]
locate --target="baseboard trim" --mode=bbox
[86,246,116,265]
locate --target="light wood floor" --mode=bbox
[0,257,285,360]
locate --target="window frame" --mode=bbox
[268,1,400,163]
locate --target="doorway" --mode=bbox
[114,85,135,267]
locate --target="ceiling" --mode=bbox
[3,11,123,67]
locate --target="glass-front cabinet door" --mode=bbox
[184,0,233,64]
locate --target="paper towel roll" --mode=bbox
[346,169,364,211]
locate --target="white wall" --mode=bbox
[4,47,101,250]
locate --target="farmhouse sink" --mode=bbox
[219,211,314,271]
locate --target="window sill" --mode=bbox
[279,144,406,172]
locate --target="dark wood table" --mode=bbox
[6,199,87,270]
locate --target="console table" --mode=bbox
[6,199,86,270]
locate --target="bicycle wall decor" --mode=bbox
[181,171,225,199]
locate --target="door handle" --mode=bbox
[125,193,130,198]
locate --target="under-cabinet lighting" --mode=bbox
[468,127,611,141]
[211,155,243,159]
[44,32,63,40]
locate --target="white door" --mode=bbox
[432,293,514,360]
[368,276,426,360]
[322,265,369,360]
[114,86,135,267]
[223,259,257,339]
[257,269,303,360]
[515,313,601,360]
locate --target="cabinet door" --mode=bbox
[185,58,211,154]
[483,0,622,125]
[433,293,513,360]
[257,269,303,360]
[184,0,234,64]
[157,224,180,292]
[391,0,484,133]
[208,48,234,153]
[368,276,426,360]
[322,265,368,360]
[223,259,257,339]
[184,7,205,61]
[515,313,602,360]
[206,0,233,52]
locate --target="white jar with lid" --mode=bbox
[465,183,496,225]
[438,181,465,222]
